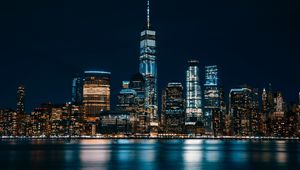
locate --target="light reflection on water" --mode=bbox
[0,139,299,170]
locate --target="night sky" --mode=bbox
[0,0,299,112]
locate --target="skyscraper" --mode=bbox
[129,73,147,133]
[229,86,259,136]
[185,60,203,126]
[16,85,25,114]
[262,84,276,135]
[275,92,284,113]
[271,92,286,137]
[266,83,275,116]
[116,81,137,113]
[203,65,220,134]
[72,75,83,104]
[83,71,111,117]
[130,73,146,114]
[262,88,268,113]
[139,0,158,127]
[162,82,185,133]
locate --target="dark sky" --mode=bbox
[0,0,299,112]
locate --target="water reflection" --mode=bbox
[228,141,248,163]
[275,141,288,164]
[0,139,299,170]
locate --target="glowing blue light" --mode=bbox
[84,71,111,74]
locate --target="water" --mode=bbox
[0,139,299,170]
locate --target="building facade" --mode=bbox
[229,86,259,136]
[203,65,220,134]
[185,60,203,126]
[139,0,158,127]
[16,85,25,114]
[83,71,111,117]
[99,111,132,135]
[162,82,185,133]
[129,73,147,133]
[116,81,137,113]
[72,75,83,104]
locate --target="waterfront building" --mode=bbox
[270,92,287,137]
[116,81,137,113]
[50,105,64,136]
[48,103,84,137]
[203,65,220,135]
[229,86,259,136]
[129,73,147,133]
[30,103,52,137]
[16,85,28,135]
[211,87,226,136]
[161,82,185,134]
[67,103,84,136]
[139,0,158,128]
[83,71,111,118]
[98,111,132,135]
[0,109,17,136]
[262,84,276,135]
[185,60,203,128]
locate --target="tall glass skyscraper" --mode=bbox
[83,71,111,117]
[203,65,220,134]
[72,75,83,104]
[139,0,158,126]
[186,60,202,125]
[16,85,25,114]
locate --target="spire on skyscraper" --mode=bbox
[147,0,150,29]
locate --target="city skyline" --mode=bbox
[1,0,300,111]
[0,1,299,170]
[0,0,299,138]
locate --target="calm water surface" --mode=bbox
[0,139,299,170]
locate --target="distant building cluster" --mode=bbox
[0,1,299,138]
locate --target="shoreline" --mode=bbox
[1,136,299,141]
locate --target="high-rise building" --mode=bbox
[266,83,275,116]
[16,85,25,114]
[203,65,220,134]
[83,71,111,117]
[262,88,267,113]
[31,103,52,137]
[130,73,146,109]
[16,85,26,136]
[0,109,17,136]
[161,82,185,133]
[212,86,227,136]
[116,81,137,113]
[185,60,203,126]
[72,75,83,104]
[262,84,276,136]
[139,0,158,127]
[275,92,284,112]
[129,73,147,133]
[270,91,286,137]
[229,86,259,136]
